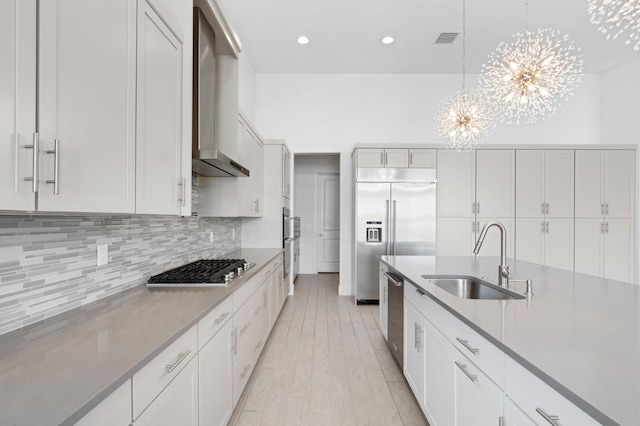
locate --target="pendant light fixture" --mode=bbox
[435,0,495,150]
[588,0,640,51]
[479,0,584,125]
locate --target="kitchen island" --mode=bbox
[380,255,639,425]
[0,248,283,426]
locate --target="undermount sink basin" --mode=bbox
[421,275,525,300]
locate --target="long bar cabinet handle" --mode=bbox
[45,139,60,194]
[23,133,39,193]
[456,337,479,355]
[165,349,191,373]
[455,361,478,383]
[535,407,560,425]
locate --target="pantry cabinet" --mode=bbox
[0,0,36,211]
[516,218,574,271]
[475,150,515,218]
[135,0,184,215]
[575,150,635,219]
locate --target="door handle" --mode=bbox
[45,139,60,194]
[23,133,39,193]
[392,200,397,255]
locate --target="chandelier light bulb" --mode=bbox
[588,0,640,51]
[479,28,584,124]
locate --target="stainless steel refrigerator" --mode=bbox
[354,168,436,304]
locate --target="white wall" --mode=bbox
[238,52,257,122]
[254,73,603,295]
[293,155,340,274]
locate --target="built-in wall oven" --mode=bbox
[283,207,292,279]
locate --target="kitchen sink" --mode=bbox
[421,275,525,300]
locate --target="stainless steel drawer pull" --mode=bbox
[605,203,609,215]
[214,312,230,325]
[601,203,604,214]
[536,408,560,425]
[240,323,251,335]
[541,203,545,214]
[455,361,478,383]
[415,288,426,297]
[23,133,39,193]
[45,139,60,194]
[165,349,191,373]
[456,337,480,355]
[240,364,251,379]
[254,339,263,351]
[254,306,262,314]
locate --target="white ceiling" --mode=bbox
[216,0,637,74]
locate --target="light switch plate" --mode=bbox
[209,231,214,243]
[97,244,108,266]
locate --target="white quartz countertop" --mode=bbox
[0,248,282,426]
[380,255,640,426]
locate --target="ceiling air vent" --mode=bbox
[435,32,459,44]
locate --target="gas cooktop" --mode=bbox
[147,258,252,287]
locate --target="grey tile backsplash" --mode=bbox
[0,214,241,336]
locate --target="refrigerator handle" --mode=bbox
[386,199,390,255]
[392,200,397,255]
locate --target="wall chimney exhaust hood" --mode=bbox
[192,7,249,178]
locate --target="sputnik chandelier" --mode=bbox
[479,1,584,124]
[588,0,640,51]
[435,0,495,150]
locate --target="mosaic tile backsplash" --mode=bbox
[0,214,241,336]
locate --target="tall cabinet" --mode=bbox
[436,149,515,258]
[515,150,574,270]
[574,150,635,282]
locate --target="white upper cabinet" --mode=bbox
[0,0,36,211]
[516,150,573,218]
[409,149,436,168]
[135,0,183,215]
[575,150,635,219]
[38,0,137,213]
[476,150,515,218]
[356,148,435,168]
[436,150,475,218]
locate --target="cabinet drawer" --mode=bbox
[198,296,233,350]
[505,356,600,426]
[133,325,198,419]
[448,314,504,388]
[233,257,280,313]
[404,282,452,337]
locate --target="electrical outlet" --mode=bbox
[209,231,214,243]
[231,229,236,239]
[97,244,108,266]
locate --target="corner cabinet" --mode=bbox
[135,0,184,215]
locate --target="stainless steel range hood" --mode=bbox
[192,7,249,178]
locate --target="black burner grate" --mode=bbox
[147,259,247,284]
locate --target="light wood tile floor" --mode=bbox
[229,273,429,426]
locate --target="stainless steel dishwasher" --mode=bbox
[385,271,404,368]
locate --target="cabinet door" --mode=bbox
[574,219,604,277]
[476,150,515,218]
[38,0,136,213]
[453,353,503,426]
[409,149,436,168]
[357,148,385,167]
[385,149,409,167]
[515,151,545,218]
[604,219,634,282]
[135,0,183,215]
[545,150,574,218]
[437,150,475,217]
[604,151,635,219]
[0,0,36,211]
[135,356,198,426]
[282,146,291,198]
[424,319,452,426]
[503,397,536,426]
[240,124,256,216]
[75,380,131,426]
[404,300,425,407]
[437,218,476,256]
[199,321,233,426]
[575,151,604,218]
[379,268,388,340]
[515,219,544,266]
[254,139,264,215]
[544,219,574,271]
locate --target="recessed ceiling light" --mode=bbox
[297,36,310,45]
[381,36,395,45]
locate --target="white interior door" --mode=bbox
[317,172,339,272]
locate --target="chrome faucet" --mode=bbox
[473,221,509,287]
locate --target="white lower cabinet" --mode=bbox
[379,266,389,340]
[404,300,426,407]
[199,320,233,426]
[453,351,503,426]
[74,380,132,426]
[503,397,536,426]
[423,319,452,426]
[134,355,198,426]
